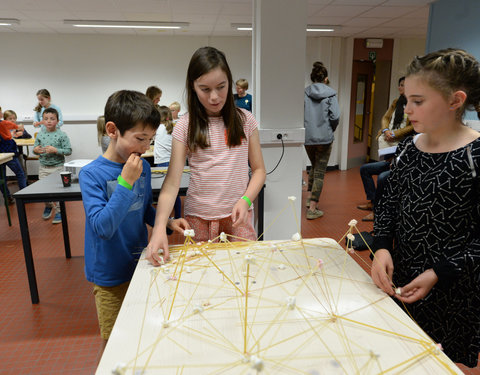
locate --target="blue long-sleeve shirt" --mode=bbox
[79,156,156,287]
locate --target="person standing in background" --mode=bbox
[33,89,63,130]
[233,79,252,112]
[146,86,162,107]
[304,62,340,220]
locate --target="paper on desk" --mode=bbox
[378,146,397,159]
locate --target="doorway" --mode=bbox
[347,60,375,168]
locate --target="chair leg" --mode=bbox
[0,167,12,226]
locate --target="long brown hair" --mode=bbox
[159,105,174,134]
[34,89,50,112]
[186,46,245,152]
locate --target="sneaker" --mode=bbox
[7,196,15,205]
[357,202,373,211]
[362,212,374,221]
[52,212,62,224]
[306,209,324,220]
[42,206,53,220]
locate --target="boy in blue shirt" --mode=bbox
[79,90,188,341]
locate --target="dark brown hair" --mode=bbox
[104,90,160,135]
[186,46,246,151]
[310,62,328,83]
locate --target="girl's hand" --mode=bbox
[370,249,395,296]
[232,198,249,228]
[396,269,438,304]
[384,130,395,142]
[44,145,57,154]
[167,218,190,234]
[33,121,43,128]
[146,232,170,266]
[121,154,143,186]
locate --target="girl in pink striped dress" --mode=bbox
[147,47,266,265]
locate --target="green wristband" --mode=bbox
[117,175,133,190]
[241,195,252,207]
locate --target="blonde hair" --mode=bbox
[169,101,181,112]
[236,78,248,90]
[406,48,480,117]
[3,109,17,121]
[159,106,174,134]
[96,116,106,146]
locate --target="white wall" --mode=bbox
[0,34,252,119]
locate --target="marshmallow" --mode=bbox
[291,232,301,241]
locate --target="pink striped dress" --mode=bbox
[173,108,257,220]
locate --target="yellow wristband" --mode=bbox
[117,175,132,190]
[241,195,252,207]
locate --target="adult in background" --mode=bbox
[304,62,340,220]
[234,79,252,112]
[357,76,413,221]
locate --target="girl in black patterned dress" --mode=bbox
[371,48,480,367]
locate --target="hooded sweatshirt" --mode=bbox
[304,83,340,145]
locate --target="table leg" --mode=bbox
[16,199,39,303]
[59,201,71,259]
[258,186,264,241]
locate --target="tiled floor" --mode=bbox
[0,168,478,374]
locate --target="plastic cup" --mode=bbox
[60,171,72,187]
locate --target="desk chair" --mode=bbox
[24,132,38,177]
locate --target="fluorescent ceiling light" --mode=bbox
[231,23,252,31]
[64,20,189,29]
[307,25,338,32]
[0,18,20,26]
[231,23,338,32]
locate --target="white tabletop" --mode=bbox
[97,237,462,374]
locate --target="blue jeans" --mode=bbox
[359,161,390,204]
[1,156,27,198]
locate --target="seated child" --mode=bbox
[79,90,188,342]
[0,106,28,203]
[33,108,72,223]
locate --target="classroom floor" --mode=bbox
[0,167,478,374]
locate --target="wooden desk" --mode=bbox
[141,145,154,158]
[14,138,35,147]
[14,138,36,174]
[97,238,462,374]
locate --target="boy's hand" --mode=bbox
[121,154,143,186]
[167,218,190,234]
[44,145,57,154]
[34,146,45,154]
[232,198,249,227]
[146,232,170,266]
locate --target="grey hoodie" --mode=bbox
[304,83,340,145]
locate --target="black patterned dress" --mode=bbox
[373,135,480,367]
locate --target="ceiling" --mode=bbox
[0,0,433,38]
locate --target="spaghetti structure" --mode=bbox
[100,199,462,375]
